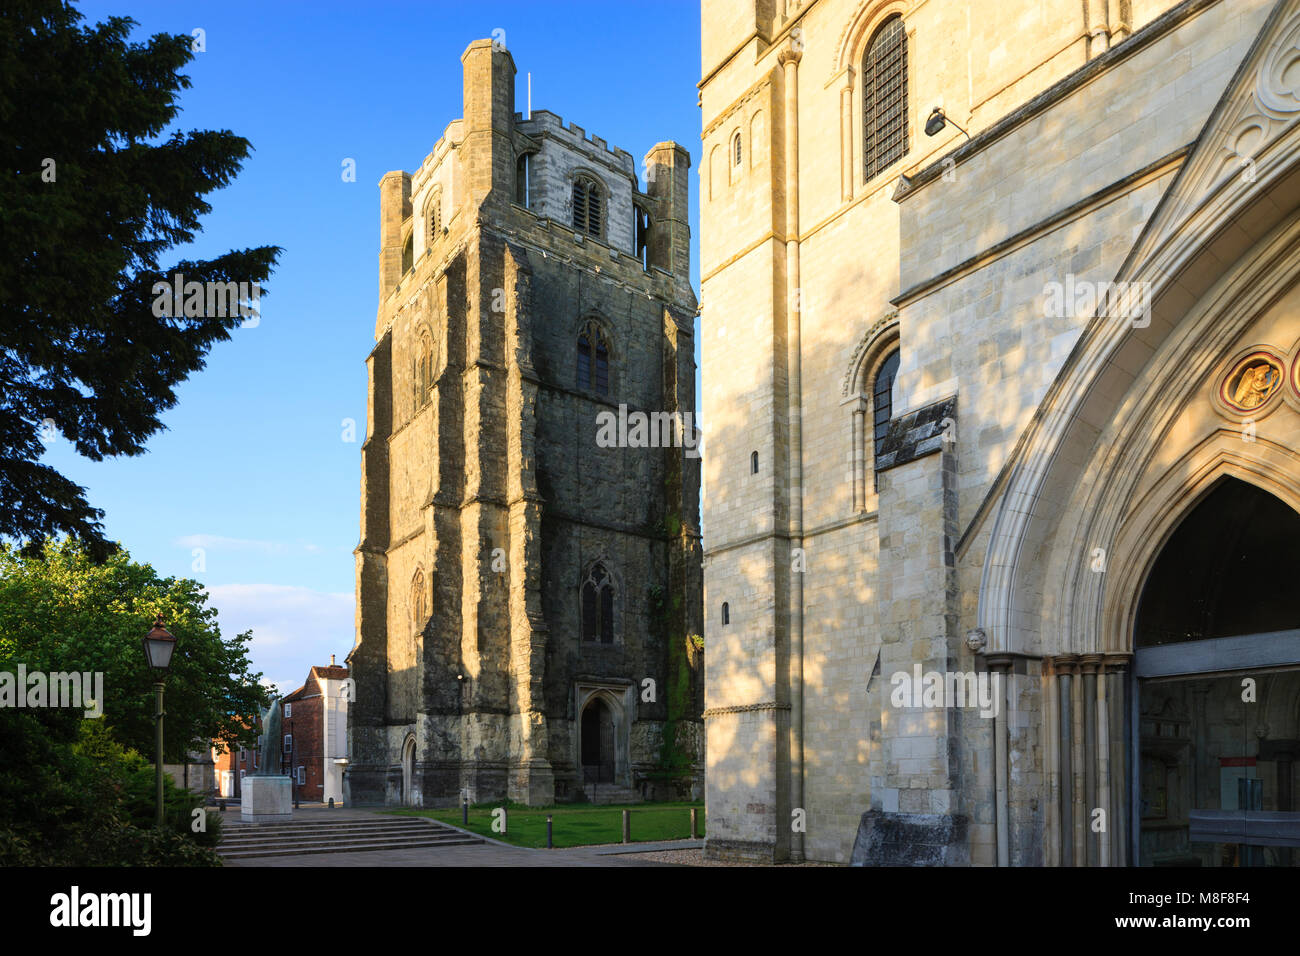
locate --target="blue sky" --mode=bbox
[47,0,703,693]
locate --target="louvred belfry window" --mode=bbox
[863,15,908,182]
[572,176,603,237]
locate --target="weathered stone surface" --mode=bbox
[241,776,293,824]
[348,40,704,809]
[849,811,970,867]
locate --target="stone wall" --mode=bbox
[697,0,1249,864]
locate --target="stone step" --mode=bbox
[221,828,450,847]
[219,831,475,854]
[217,816,483,858]
[583,785,642,805]
[217,833,483,860]
[221,819,437,839]
[220,816,444,842]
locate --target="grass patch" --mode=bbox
[388,801,704,849]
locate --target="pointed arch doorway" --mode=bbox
[400,734,417,808]
[573,681,634,796]
[581,698,615,784]
[1133,477,1300,866]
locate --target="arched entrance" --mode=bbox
[400,735,417,807]
[581,698,615,784]
[1134,477,1300,866]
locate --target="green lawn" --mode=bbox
[388,801,704,849]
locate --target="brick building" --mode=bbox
[212,725,258,799]
[280,659,351,805]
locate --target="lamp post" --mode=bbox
[142,615,177,828]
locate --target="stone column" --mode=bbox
[1043,658,1060,866]
[1080,654,1101,866]
[987,654,1014,867]
[1056,654,1078,866]
[839,72,854,202]
[845,396,868,510]
[1085,0,1111,59]
[1104,653,1130,866]
[778,40,805,864]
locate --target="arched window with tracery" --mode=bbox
[572,175,604,238]
[863,15,908,182]
[577,320,610,395]
[581,562,616,644]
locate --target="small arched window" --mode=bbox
[751,451,759,474]
[427,193,442,242]
[863,15,909,182]
[572,176,603,237]
[732,130,742,167]
[581,562,616,644]
[577,320,610,395]
[873,349,900,463]
[721,602,730,626]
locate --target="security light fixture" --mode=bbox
[925,107,970,139]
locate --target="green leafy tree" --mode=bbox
[0,0,280,557]
[0,708,222,865]
[0,537,271,759]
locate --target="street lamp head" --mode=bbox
[925,107,948,137]
[143,614,176,671]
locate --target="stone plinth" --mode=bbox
[241,775,292,823]
[850,810,970,866]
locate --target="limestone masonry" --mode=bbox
[701,0,1300,865]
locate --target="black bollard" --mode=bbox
[462,797,469,826]
[328,797,335,808]
[622,809,631,844]
[547,814,553,849]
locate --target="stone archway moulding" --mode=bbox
[1036,214,1300,661]
[831,0,909,80]
[573,681,635,787]
[977,0,1300,659]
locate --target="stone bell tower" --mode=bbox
[347,39,704,808]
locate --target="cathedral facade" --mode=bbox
[347,40,703,808]
[701,0,1300,864]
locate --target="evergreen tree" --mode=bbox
[0,1,280,557]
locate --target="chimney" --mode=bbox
[330,654,336,666]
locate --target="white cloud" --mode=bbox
[206,583,355,694]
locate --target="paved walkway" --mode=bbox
[217,806,701,867]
